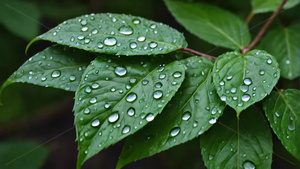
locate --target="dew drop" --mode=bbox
[89,97,97,104]
[275,111,280,117]
[149,42,158,48]
[104,103,110,109]
[267,59,272,64]
[127,107,135,116]
[182,111,191,121]
[92,29,98,34]
[142,80,149,85]
[145,113,154,122]
[115,66,127,76]
[110,87,116,92]
[259,70,265,76]
[126,93,137,102]
[91,83,100,89]
[193,121,198,127]
[220,95,226,101]
[104,37,117,46]
[119,25,133,35]
[129,42,137,49]
[240,85,249,92]
[108,112,119,123]
[69,75,76,81]
[243,161,256,169]
[138,36,146,42]
[150,24,156,29]
[122,125,131,134]
[129,78,137,83]
[97,42,104,49]
[132,19,140,24]
[288,124,295,131]
[83,108,90,114]
[85,86,92,93]
[51,70,61,78]
[81,26,88,32]
[219,81,225,86]
[91,119,100,127]
[211,107,217,115]
[80,19,87,26]
[159,74,166,79]
[77,35,85,40]
[286,60,290,64]
[153,90,163,99]
[173,71,182,78]
[209,118,216,124]
[41,77,47,81]
[243,78,252,85]
[170,127,180,137]
[227,75,233,80]
[155,82,162,88]
[241,94,251,102]
[231,87,237,93]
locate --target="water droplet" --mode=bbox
[243,161,256,169]
[142,80,149,85]
[119,25,133,35]
[104,37,117,46]
[240,85,249,92]
[77,35,85,40]
[51,70,61,78]
[209,155,214,160]
[83,108,90,114]
[104,103,110,109]
[267,59,272,64]
[182,111,191,121]
[173,71,182,78]
[41,77,47,81]
[81,19,87,25]
[138,36,146,42]
[53,31,57,36]
[115,66,127,76]
[108,112,119,123]
[126,93,137,102]
[219,81,225,86]
[231,88,237,93]
[132,19,140,24]
[149,42,158,48]
[90,97,97,104]
[211,107,217,115]
[150,24,156,29]
[110,87,116,92]
[286,60,290,64]
[85,86,92,93]
[129,42,137,49]
[288,124,295,131]
[275,111,280,117]
[220,95,226,101]
[170,127,180,137]
[242,94,251,102]
[92,29,98,34]
[91,119,100,127]
[155,82,162,88]
[145,113,154,122]
[112,17,117,22]
[209,118,216,124]
[159,74,166,79]
[193,121,198,127]
[84,39,90,44]
[129,78,136,84]
[97,42,104,49]
[127,107,135,116]
[259,70,265,76]
[227,75,233,80]
[69,75,76,81]
[153,90,163,99]
[91,83,100,89]
[243,78,252,85]
[122,125,131,134]
[81,26,88,32]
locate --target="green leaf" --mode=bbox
[251,0,300,14]
[74,55,186,168]
[263,89,300,160]
[28,13,187,56]
[213,50,280,115]
[200,106,273,169]
[0,140,48,169]
[0,45,94,101]
[116,56,226,169]
[164,0,250,50]
[0,0,41,40]
[259,23,300,80]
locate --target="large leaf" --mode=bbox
[117,56,226,169]
[213,50,280,115]
[28,13,187,56]
[263,89,300,160]
[251,0,300,13]
[0,0,41,40]
[259,23,300,80]
[0,140,48,169]
[200,106,273,169]
[0,45,94,102]
[74,55,186,168]
[164,0,250,50]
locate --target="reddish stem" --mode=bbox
[245,10,254,24]
[179,48,216,60]
[241,0,287,54]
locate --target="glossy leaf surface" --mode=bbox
[29,13,187,56]
[117,56,226,169]
[200,106,272,169]
[251,0,299,13]
[0,45,94,101]
[164,0,250,50]
[263,89,300,160]
[213,50,280,115]
[259,23,300,80]
[74,56,185,168]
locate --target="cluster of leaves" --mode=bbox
[0,0,299,168]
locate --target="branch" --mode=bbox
[241,0,287,54]
[179,48,216,60]
[245,10,254,24]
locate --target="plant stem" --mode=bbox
[245,10,254,24]
[241,0,287,54]
[179,47,216,60]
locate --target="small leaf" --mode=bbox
[0,45,94,101]
[251,0,299,13]
[28,13,187,56]
[116,56,226,169]
[74,55,185,168]
[200,106,273,169]
[0,140,48,169]
[164,0,250,50]
[263,89,300,160]
[259,23,300,80]
[0,0,41,40]
[212,50,280,115]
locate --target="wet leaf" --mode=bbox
[200,106,272,169]
[0,45,94,102]
[263,89,300,160]
[74,56,185,168]
[259,23,300,80]
[116,56,226,169]
[0,140,48,169]
[251,0,299,13]
[164,0,250,50]
[212,50,280,115]
[28,13,187,56]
